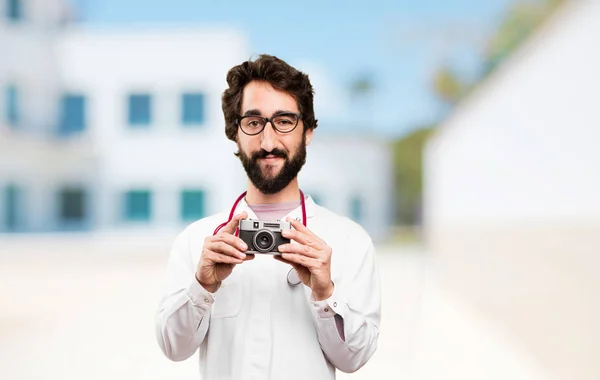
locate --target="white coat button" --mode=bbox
[333,302,337,307]
[324,308,329,312]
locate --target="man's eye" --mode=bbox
[275,117,295,125]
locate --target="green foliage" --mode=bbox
[350,77,374,96]
[391,0,567,226]
[483,0,565,75]
[432,66,470,107]
[348,72,375,103]
[431,0,566,104]
[392,126,434,225]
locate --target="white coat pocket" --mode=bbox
[211,281,242,318]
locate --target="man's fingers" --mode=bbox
[278,242,320,258]
[280,253,316,268]
[281,229,319,248]
[208,241,247,260]
[214,232,249,252]
[206,251,243,265]
[286,217,308,232]
[285,217,325,246]
[221,212,248,235]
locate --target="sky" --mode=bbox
[73,0,517,138]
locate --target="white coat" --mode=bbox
[155,195,381,380]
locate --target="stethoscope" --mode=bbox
[213,189,307,286]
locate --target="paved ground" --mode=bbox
[0,234,543,379]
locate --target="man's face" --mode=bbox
[236,81,313,195]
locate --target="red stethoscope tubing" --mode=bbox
[213,189,307,236]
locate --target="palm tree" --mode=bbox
[348,72,375,132]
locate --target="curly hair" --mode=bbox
[221,54,318,142]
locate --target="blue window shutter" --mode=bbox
[181,190,205,221]
[5,85,19,127]
[59,94,86,135]
[128,94,151,126]
[124,190,151,221]
[4,184,20,231]
[59,188,86,222]
[350,196,363,223]
[7,0,23,22]
[182,93,205,125]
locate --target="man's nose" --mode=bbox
[260,121,278,153]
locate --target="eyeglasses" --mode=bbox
[237,113,302,136]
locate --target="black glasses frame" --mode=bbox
[237,113,302,136]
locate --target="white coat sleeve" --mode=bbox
[310,232,381,373]
[155,228,214,361]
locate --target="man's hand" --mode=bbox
[275,217,334,301]
[196,212,254,293]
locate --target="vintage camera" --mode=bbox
[238,219,291,255]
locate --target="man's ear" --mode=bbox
[304,127,314,146]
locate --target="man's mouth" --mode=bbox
[261,155,284,162]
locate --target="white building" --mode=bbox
[0,0,393,241]
[424,1,600,379]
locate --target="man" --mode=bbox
[155,54,381,380]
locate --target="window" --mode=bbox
[59,188,86,223]
[182,93,205,125]
[124,190,151,221]
[5,85,19,127]
[350,196,363,223]
[59,94,86,135]
[7,0,22,22]
[128,94,151,126]
[181,190,205,221]
[4,184,19,231]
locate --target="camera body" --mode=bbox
[238,219,291,255]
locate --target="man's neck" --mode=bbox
[245,178,301,205]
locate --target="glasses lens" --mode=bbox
[273,114,298,132]
[241,116,266,134]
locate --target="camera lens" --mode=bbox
[259,235,269,246]
[253,229,275,253]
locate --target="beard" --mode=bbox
[237,134,307,195]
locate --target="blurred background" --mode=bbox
[1,0,599,379]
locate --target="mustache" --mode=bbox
[251,148,288,160]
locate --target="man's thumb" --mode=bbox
[221,212,247,234]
